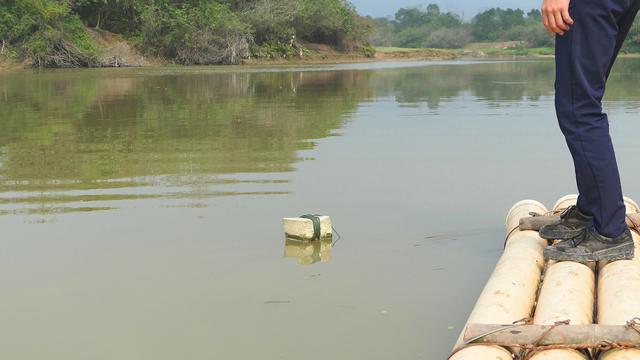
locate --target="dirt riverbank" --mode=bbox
[1,29,462,74]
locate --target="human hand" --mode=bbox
[541,0,574,35]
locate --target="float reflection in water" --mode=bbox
[284,238,333,266]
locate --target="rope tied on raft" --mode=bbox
[521,319,573,360]
[462,317,533,346]
[627,317,640,336]
[503,211,546,248]
[522,341,638,360]
[451,341,640,360]
[627,215,640,233]
[532,320,570,347]
[450,318,640,360]
[450,318,532,359]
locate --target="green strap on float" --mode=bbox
[300,214,322,240]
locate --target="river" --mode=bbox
[2,60,640,359]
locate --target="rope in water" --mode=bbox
[299,214,342,246]
[331,225,342,246]
[300,214,322,240]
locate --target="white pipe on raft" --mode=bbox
[598,254,640,325]
[528,196,595,360]
[450,345,512,360]
[601,350,640,360]
[453,195,640,359]
[530,349,588,360]
[625,197,640,214]
[450,200,548,360]
[598,198,640,360]
[528,262,593,360]
[533,261,594,325]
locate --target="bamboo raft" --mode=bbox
[449,195,640,360]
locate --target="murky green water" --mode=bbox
[2,60,640,359]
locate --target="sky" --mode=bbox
[350,0,541,19]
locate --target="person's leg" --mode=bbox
[555,0,638,238]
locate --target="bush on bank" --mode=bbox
[1,0,100,67]
[137,2,252,65]
[0,0,372,68]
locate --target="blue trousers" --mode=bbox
[555,0,640,237]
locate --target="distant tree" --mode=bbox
[527,9,542,21]
[294,0,363,47]
[395,7,428,30]
[472,8,525,41]
[503,9,525,28]
[432,12,463,28]
[426,4,440,18]
[368,17,396,46]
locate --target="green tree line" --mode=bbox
[4,1,640,68]
[369,4,640,52]
[0,0,371,67]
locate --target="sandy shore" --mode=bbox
[0,58,23,73]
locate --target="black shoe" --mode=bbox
[543,227,635,262]
[539,205,592,240]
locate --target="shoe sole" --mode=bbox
[539,226,586,241]
[543,242,635,262]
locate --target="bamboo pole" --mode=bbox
[521,213,640,233]
[550,195,640,215]
[464,324,640,346]
[506,200,549,237]
[519,193,640,233]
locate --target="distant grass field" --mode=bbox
[374,47,426,53]
[374,43,556,58]
[478,47,555,56]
